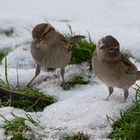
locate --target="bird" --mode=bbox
[92,35,140,102]
[27,23,85,87]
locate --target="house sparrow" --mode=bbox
[27,23,85,87]
[92,35,140,102]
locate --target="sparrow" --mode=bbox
[27,23,85,87]
[92,35,140,102]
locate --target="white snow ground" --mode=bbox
[0,0,140,139]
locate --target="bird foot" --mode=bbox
[43,76,53,81]
[26,83,31,88]
[61,82,70,90]
[105,98,109,101]
[123,99,127,103]
[44,74,58,81]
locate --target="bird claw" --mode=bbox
[61,83,70,90]
[105,98,109,101]
[44,76,51,81]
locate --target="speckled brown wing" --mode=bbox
[120,54,137,74]
[56,32,68,43]
[54,32,72,52]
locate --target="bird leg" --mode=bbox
[123,89,129,102]
[60,68,65,87]
[27,64,41,87]
[106,87,113,101]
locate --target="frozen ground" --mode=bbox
[0,0,140,139]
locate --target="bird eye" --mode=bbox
[39,38,42,41]
[110,46,119,51]
[110,48,114,51]
[99,44,107,49]
[43,32,48,37]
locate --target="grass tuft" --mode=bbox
[64,76,89,90]
[64,25,96,65]
[0,49,7,64]
[1,113,39,140]
[4,57,11,90]
[71,38,96,64]
[60,132,89,140]
[0,87,55,112]
[107,85,140,140]
[0,57,55,112]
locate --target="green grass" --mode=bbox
[60,132,89,140]
[0,77,55,111]
[0,87,54,112]
[15,87,54,101]
[71,38,96,64]
[65,25,96,65]
[0,49,7,64]
[107,85,140,140]
[1,113,39,140]
[63,75,89,90]
[0,57,55,112]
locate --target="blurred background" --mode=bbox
[0,0,140,60]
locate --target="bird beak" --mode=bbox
[33,38,37,44]
[33,38,40,48]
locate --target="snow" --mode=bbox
[0,0,140,139]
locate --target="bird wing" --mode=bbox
[55,32,71,51]
[56,32,68,43]
[45,30,68,49]
[120,54,137,74]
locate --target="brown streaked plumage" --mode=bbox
[92,35,140,102]
[27,23,85,87]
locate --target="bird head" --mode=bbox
[96,35,120,59]
[32,23,55,48]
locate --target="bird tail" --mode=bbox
[69,35,85,46]
[137,71,140,80]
